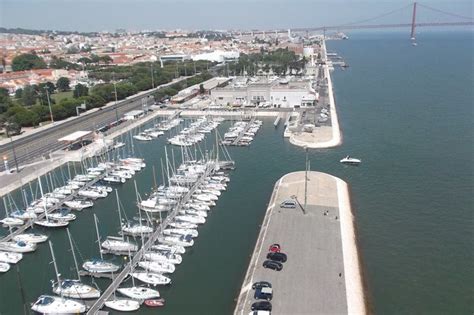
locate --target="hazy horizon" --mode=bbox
[0,0,472,32]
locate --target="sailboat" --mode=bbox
[0,240,36,253]
[34,176,69,228]
[31,241,86,314]
[0,251,23,264]
[104,299,140,312]
[82,214,120,274]
[117,250,161,301]
[52,229,101,299]
[13,232,48,244]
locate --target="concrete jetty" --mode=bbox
[234,171,367,315]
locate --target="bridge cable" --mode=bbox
[338,3,413,27]
[417,3,473,21]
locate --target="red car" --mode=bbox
[268,243,280,253]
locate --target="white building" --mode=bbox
[210,77,317,108]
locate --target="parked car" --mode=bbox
[280,199,296,208]
[267,252,287,263]
[268,243,280,253]
[251,301,272,311]
[263,260,283,271]
[248,311,271,315]
[254,287,273,301]
[252,281,272,290]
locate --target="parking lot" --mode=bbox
[234,171,349,315]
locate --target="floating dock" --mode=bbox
[234,171,368,315]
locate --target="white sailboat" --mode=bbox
[0,241,37,253]
[34,176,69,228]
[150,244,186,254]
[13,232,48,244]
[63,199,94,210]
[143,251,182,265]
[82,214,120,274]
[31,241,87,314]
[138,260,176,274]
[157,234,194,247]
[129,272,171,286]
[53,229,101,299]
[163,227,199,238]
[104,299,140,311]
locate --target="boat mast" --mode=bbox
[93,214,104,260]
[115,189,124,240]
[38,176,49,221]
[48,241,62,297]
[66,228,81,280]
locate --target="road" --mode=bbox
[0,78,186,171]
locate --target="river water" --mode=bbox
[0,31,472,314]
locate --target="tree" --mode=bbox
[15,88,23,99]
[99,55,113,64]
[11,53,47,71]
[73,84,89,98]
[21,85,37,106]
[0,87,12,114]
[56,77,70,92]
[38,82,55,95]
[6,105,39,126]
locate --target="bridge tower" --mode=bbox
[410,2,417,41]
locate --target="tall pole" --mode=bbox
[304,147,308,215]
[150,63,155,89]
[46,89,54,123]
[6,126,20,173]
[113,73,120,124]
[410,2,417,40]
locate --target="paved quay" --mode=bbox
[234,171,367,315]
[289,40,342,149]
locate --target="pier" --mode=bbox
[234,171,367,315]
[0,175,104,243]
[86,162,217,314]
[231,116,256,146]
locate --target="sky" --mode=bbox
[0,0,472,32]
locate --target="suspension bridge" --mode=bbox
[234,2,473,41]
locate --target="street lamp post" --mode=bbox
[150,63,155,89]
[112,73,120,124]
[45,89,54,123]
[5,124,20,173]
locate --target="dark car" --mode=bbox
[267,252,287,263]
[252,281,272,290]
[263,260,283,271]
[251,301,272,311]
[254,287,273,301]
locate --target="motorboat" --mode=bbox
[129,272,171,286]
[0,251,23,264]
[0,262,9,273]
[13,232,48,244]
[31,295,86,314]
[113,141,126,149]
[92,185,113,193]
[53,279,101,299]
[340,155,361,165]
[138,261,176,274]
[63,199,94,210]
[0,217,24,227]
[54,187,74,195]
[158,234,194,247]
[117,286,160,301]
[151,244,186,254]
[144,298,165,307]
[0,241,37,253]
[143,251,182,264]
[163,228,199,238]
[73,174,93,182]
[82,259,120,274]
[111,170,133,179]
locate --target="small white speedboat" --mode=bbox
[340,155,361,165]
[0,241,37,253]
[143,251,182,265]
[53,279,101,299]
[133,133,153,141]
[0,217,24,227]
[82,259,120,274]
[138,261,175,274]
[150,244,186,254]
